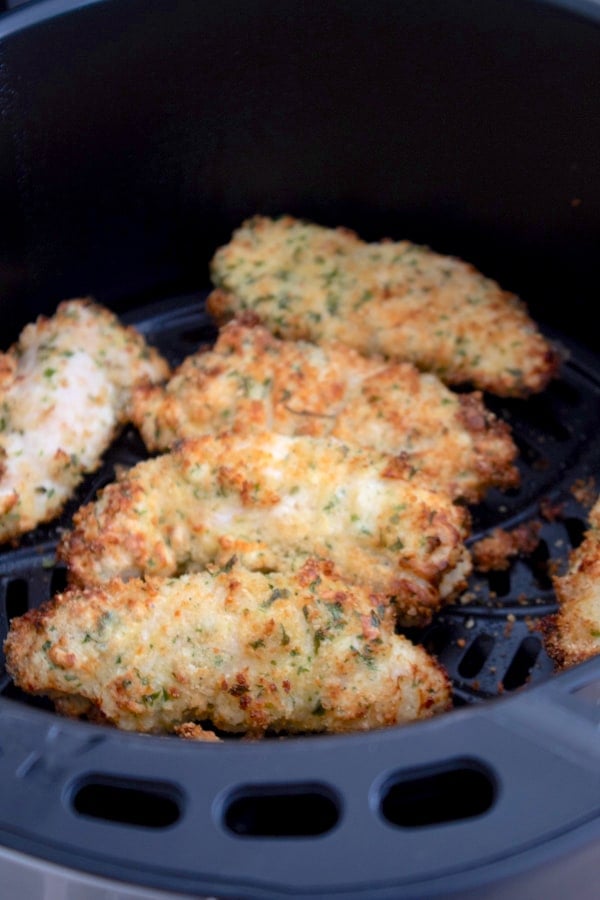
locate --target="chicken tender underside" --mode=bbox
[0,299,169,544]
[131,319,519,504]
[543,498,600,669]
[58,432,472,627]
[208,216,559,398]
[3,559,451,735]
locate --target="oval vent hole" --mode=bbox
[380,763,495,828]
[418,620,458,657]
[5,579,29,620]
[502,636,542,691]
[72,777,182,828]
[50,565,68,595]
[458,633,495,678]
[564,517,587,550]
[486,569,511,597]
[528,539,553,590]
[223,784,339,837]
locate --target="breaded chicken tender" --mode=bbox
[543,498,600,669]
[208,216,559,398]
[58,432,472,626]
[3,559,452,735]
[0,299,169,543]
[131,318,519,504]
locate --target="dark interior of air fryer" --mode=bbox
[1,0,600,731]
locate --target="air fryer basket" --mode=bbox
[1,1,600,898]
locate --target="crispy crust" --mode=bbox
[208,215,560,398]
[0,298,169,543]
[543,499,600,669]
[471,521,542,572]
[58,432,472,627]
[4,559,452,735]
[131,318,519,503]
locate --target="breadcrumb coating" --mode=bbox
[208,216,559,398]
[58,432,472,627]
[131,318,519,503]
[4,559,452,735]
[0,299,169,543]
[543,498,600,669]
[471,521,542,572]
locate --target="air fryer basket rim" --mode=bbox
[1,0,600,897]
[2,658,600,899]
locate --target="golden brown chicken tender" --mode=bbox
[543,498,600,669]
[131,318,519,504]
[208,216,559,398]
[3,559,452,735]
[58,432,472,627]
[0,298,169,544]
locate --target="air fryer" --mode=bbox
[1,1,600,898]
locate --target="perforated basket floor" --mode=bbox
[1,292,600,709]
[3,294,600,899]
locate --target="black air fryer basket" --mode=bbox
[1,1,600,898]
